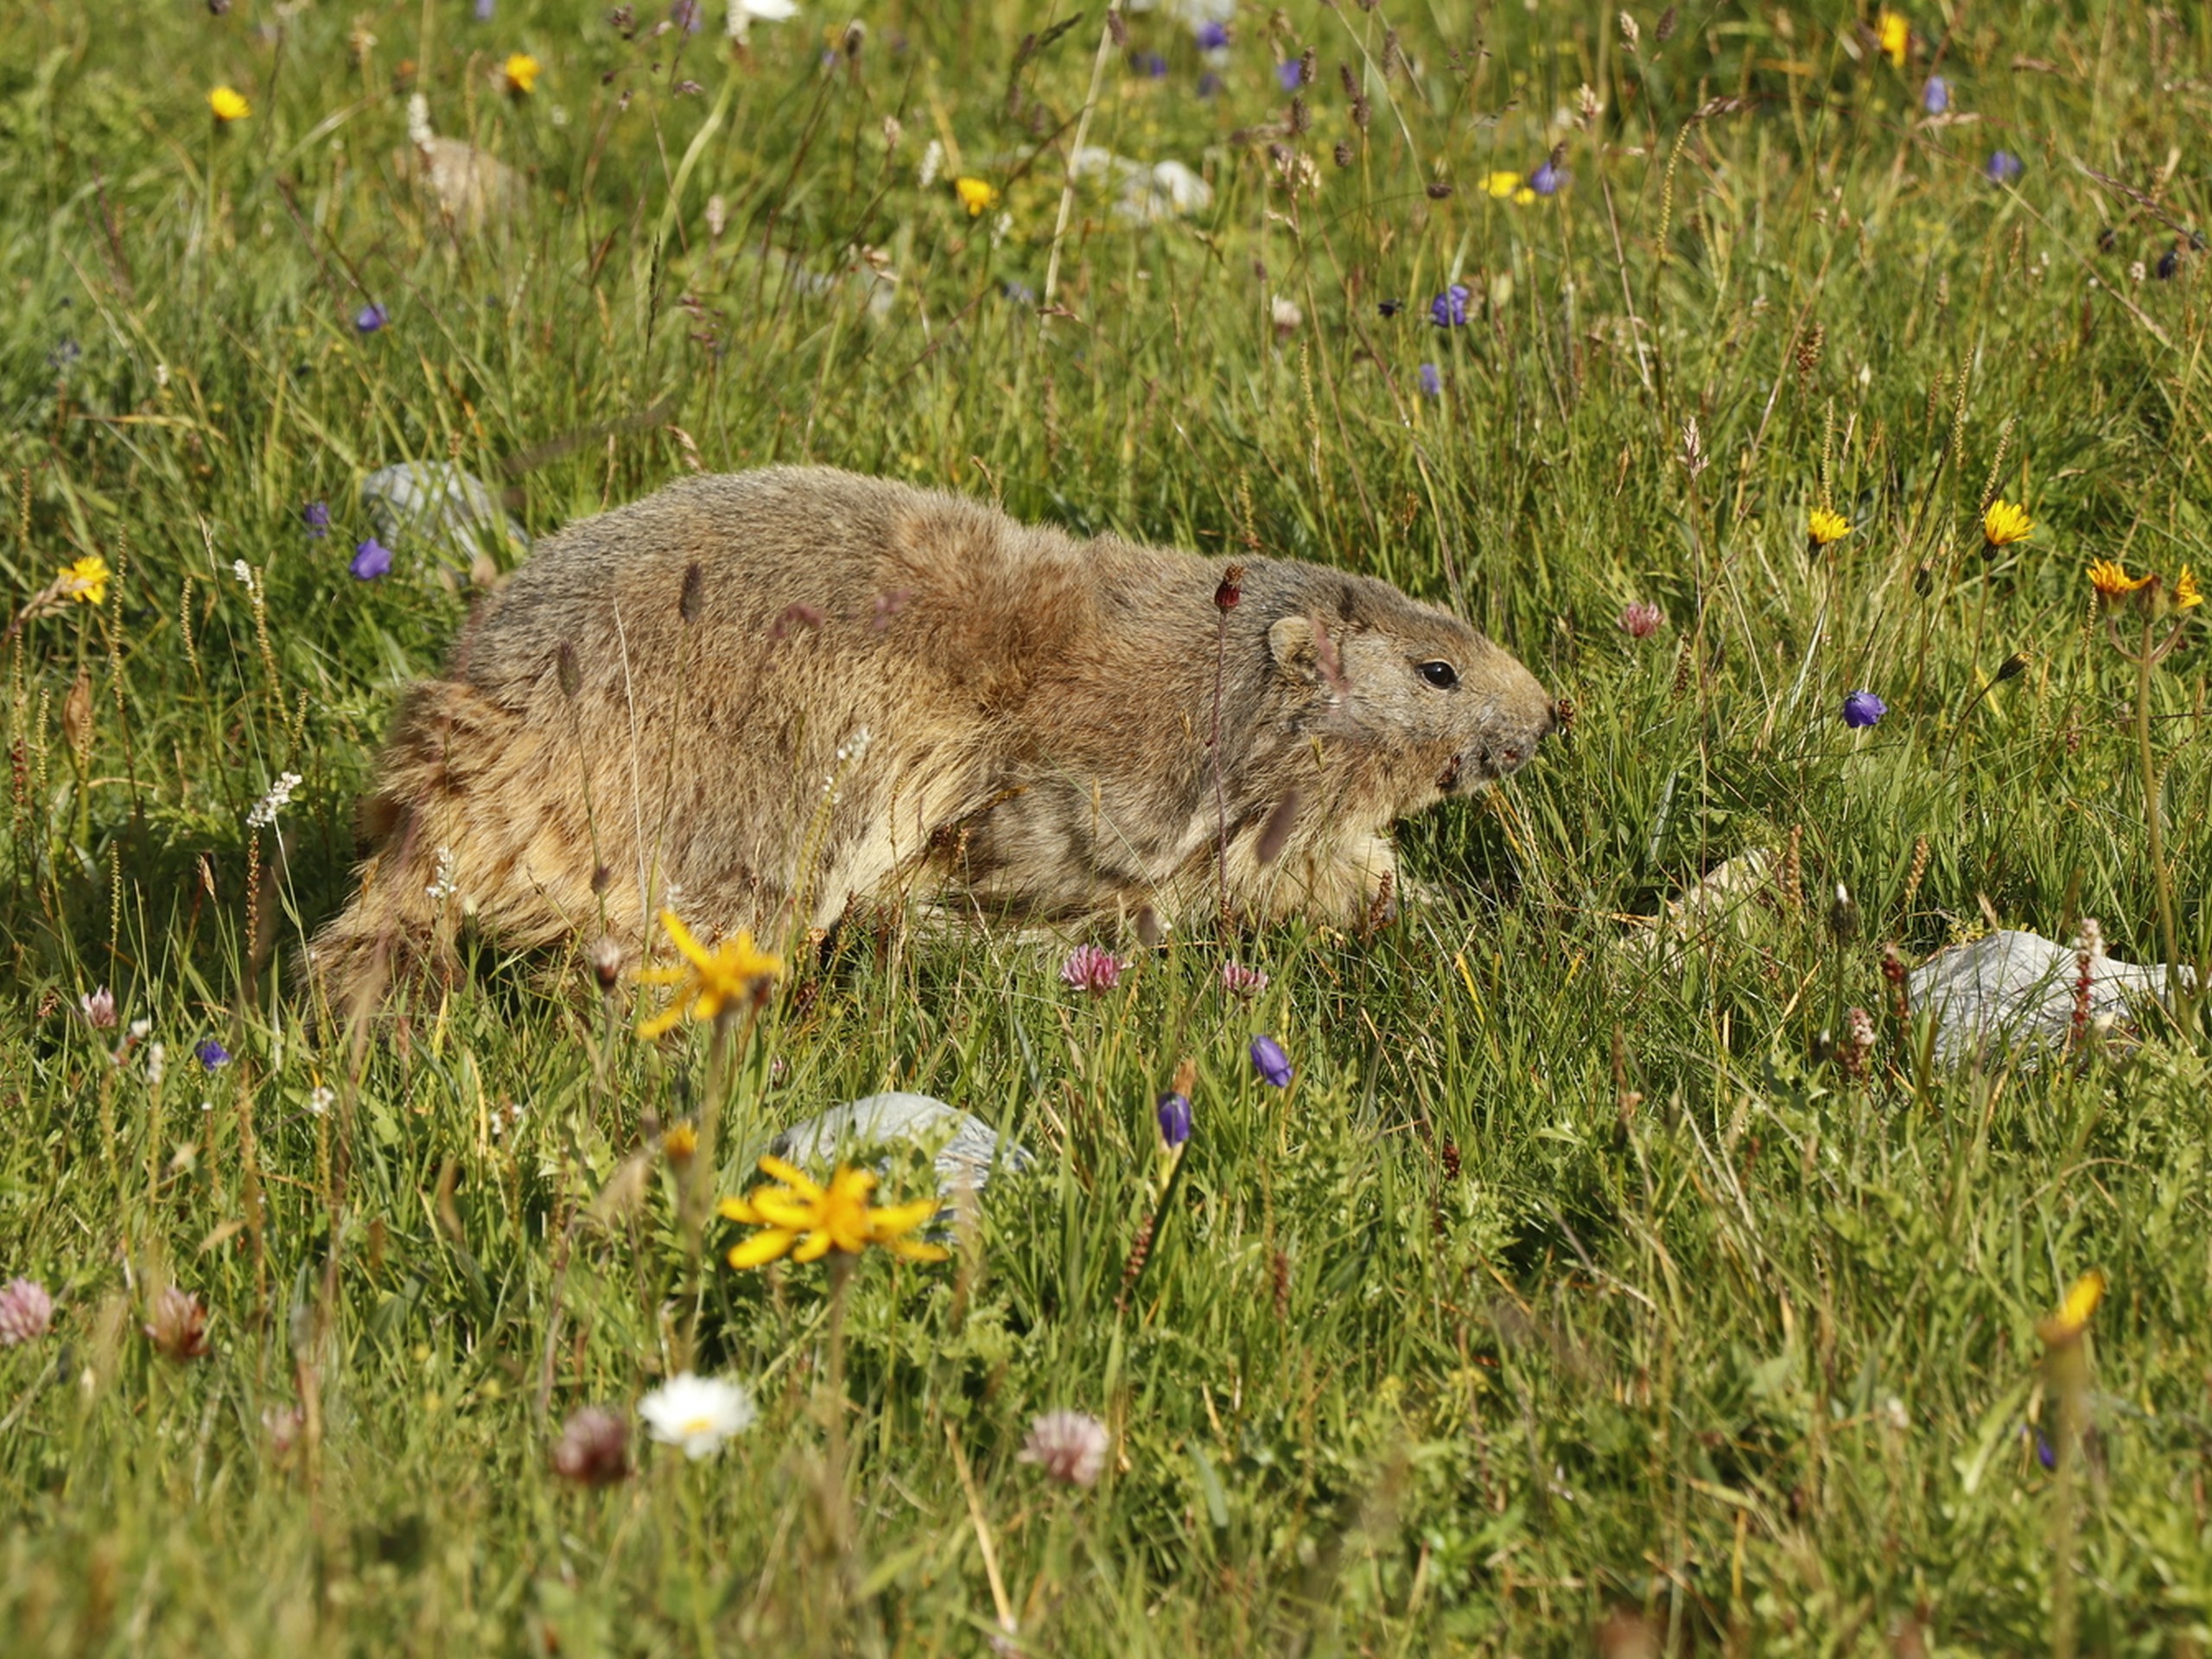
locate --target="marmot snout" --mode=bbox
[310,467,1554,1003]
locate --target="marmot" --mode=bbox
[310,467,1555,1004]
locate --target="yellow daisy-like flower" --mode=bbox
[2173,565,2202,610]
[954,176,999,217]
[719,1158,950,1268]
[1808,508,1852,548]
[2036,1269,2105,1347]
[503,53,542,96]
[1982,499,2032,549]
[59,555,111,607]
[208,86,251,123]
[2087,558,2152,601]
[1483,169,1536,206]
[662,1123,698,1163]
[1876,10,1909,69]
[634,909,784,1038]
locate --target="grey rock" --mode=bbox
[361,462,530,575]
[1908,929,2180,1062]
[770,1092,1033,1198]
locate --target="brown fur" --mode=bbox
[309,467,1554,1003]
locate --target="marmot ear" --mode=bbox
[1267,615,1319,681]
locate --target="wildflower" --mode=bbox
[144,1287,211,1361]
[1921,75,1948,114]
[246,771,302,830]
[2173,566,2202,610]
[1841,690,1887,728]
[474,0,495,18]
[195,1038,231,1070]
[1271,296,1303,335]
[1156,1092,1192,1147]
[502,53,541,95]
[1195,21,1229,51]
[2037,1269,2105,1348]
[1483,169,1536,205]
[718,1158,950,1268]
[1876,10,1908,68]
[59,555,111,607]
[1276,60,1302,92]
[2088,559,2153,602]
[0,1279,54,1347]
[638,1373,756,1459]
[1059,944,1127,995]
[1528,158,1567,197]
[1418,363,1442,398]
[670,0,701,33]
[1249,1034,1294,1088]
[354,302,388,334]
[1808,507,1852,549]
[663,1122,698,1162]
[146,1043,166,1085]
[2030,1426,2056,1471]
[553,1405,632,1483]
[350,537,393,580]
[918,139,944,189]
[208,86,251,123]
[1981,499,2032,549]
[232,559,252,585]
[1984,149,2024,185]
[307,1085,334,1116]
[588,936,624,989]
[424,846,457,904]
[80,988,118,1029]
[302,502,331,538]
[1018,1410,1110,1488]
[1221,960,1269,998]
[264,1406,306,1456]
[955,177,1000,217]
[1001,280,1038,305]
[728,0,799,43]
[1618,601,1664,639]
[635,910,784,1036]
[1429,284,1471,327]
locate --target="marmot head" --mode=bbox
[1262,575,1556,810]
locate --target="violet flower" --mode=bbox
[1249,1034,1293,1088]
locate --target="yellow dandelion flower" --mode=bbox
[1808,508,1852,548]
[1876,10,1909,69]
[1483,169,1535,205]
[503,53,542,95]
[634,910,784,1038]
[2036,1269,2105,1347]
[719,1158,950,1268]
[662,1123,698,1163]
[1982,499,2032,549]
[2173,565,2202,610]
[59,555,111,607]
[208,86,251,123]
[954,176,999,217]
[2087,558,2152,601]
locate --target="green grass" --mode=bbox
[4,1,2212,1652]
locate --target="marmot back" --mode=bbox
[309,467,1555,1007]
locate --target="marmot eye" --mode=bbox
[1418,660,1459,690]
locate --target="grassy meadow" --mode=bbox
[5,0,2212,1650]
